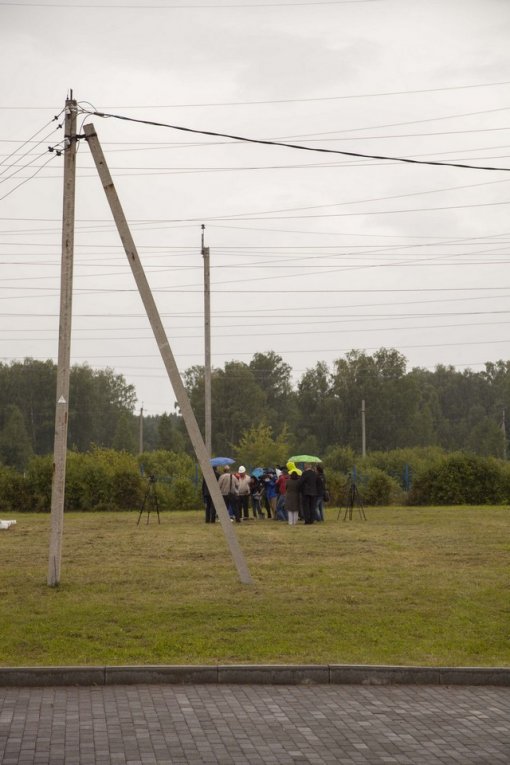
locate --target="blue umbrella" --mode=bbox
[210,456,235,467]
[251,467,264,478]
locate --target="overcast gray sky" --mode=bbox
[1,0,510,416]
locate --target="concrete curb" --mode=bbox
[0,664,509,687]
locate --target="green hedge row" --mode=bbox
[0,448,201,514]
[1,447,510,513]
[324,447,510,506]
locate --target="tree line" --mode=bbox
[1,349,509,472]
[183,349,509,461]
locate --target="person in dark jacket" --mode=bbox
[202,466,219,523]
[297,463,319,524]
[315,463,326,521]
[249,474,264,518]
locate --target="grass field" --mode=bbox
[1,507,509,667]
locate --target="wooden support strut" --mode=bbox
[83,123,253,585]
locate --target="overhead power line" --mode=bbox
[0,1,381,8]
[83,110,510,172]
[2,79,510,110]
[0,153,59,203]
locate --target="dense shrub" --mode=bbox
[323,446,356,473]
[63,449,142,511]
[322,469,348,508]
[137,450,200,511]
[111,469,145,510]
[0,463,31,513]
[2,446,509,512]
[363,447,445,489]
[168,476,201,511]
[25,455,53,512]
[324,466,401,507]
[138,449,195,483]
[0,448,200,514]
[408,452,508,505]
[357,467,403,506]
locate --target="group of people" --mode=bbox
[202,461,328,526]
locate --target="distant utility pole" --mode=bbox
[502,407,507,460]
[361,399,366,458]
[202,224,212,455]
[48,94,77,587]
[139,405,144,454]
[84,123,253,585]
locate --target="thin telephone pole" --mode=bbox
[361,399,366,458]
[84,123,252,585]
[139,405,144,454]
[502,407,507,460]
[48,94,77,586]
[202,225,212,455]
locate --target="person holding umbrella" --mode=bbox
[249,469,264,518]
[297,463,319,525]
[204,457,234,523]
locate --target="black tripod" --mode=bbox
[338,479,367,521]
[137,475,161,525]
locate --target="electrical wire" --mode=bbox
[55,79,510,108]
[280,106,510,140]
[0,114,62,170]
[0,0,377,8]
[0,153,59,203]
[6,315,510,341]
[0,144,60,187]
[2,77,510,110]
[83,109,510,172]
[3,335,510,361]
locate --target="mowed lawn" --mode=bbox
[1,506,509,667]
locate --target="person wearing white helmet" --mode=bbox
[237,465,252,521]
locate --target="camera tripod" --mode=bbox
[137,476,160,525]
[337,479,367,521]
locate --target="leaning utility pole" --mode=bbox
[202,224,212,455]
[48,95,77,586]
[84,123,253,585]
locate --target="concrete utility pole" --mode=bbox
[48,94,77,586]
[202,225,212,455]
[502,407,507,460]
[84,123,253,585]
[361,399,366,458]
[139,406,144,454]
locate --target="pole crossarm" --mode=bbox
[83,123,253,585]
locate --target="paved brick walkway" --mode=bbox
[1,683,509,764]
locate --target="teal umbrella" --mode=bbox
[288,454,322,463]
